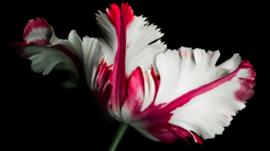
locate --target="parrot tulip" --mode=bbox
[17,3,256,151]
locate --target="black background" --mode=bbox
[2,0,267,150]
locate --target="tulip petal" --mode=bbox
[104,3,134,114]
[125,16,166,75]
[131,48,255,143]
[68,30,83,58]
[140,66,160,111]
[121,67,145,123]
[19,18,84,88]
[49,30,83,61]
[152,48,255,140]
[22,46,81,88]
[96,10,117,64]
[155,47,229,105]
[81,37,104,91]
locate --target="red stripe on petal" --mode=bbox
[124,67,145,113]
[96,59,111,86]
[96,59,113,109]
[160,60,255,114]
[134,60,255,143]
[107,3,135,113]
[151,65,160,102]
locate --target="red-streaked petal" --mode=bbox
[159,61,253,113]
[121,67,145,122]
[168,60,255,140]
[131,48,255,144]
[97,2,166,76]
[19,25,85,87]
[18,19,85,88]
[96,59,113,109]
[23,18,52,45]
[107,3,134,115]
[139,66,160,112]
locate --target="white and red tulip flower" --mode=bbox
[17,3,256,150]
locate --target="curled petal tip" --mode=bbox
[23,17,52,45]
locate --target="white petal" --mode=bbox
[68,30,82,58]
[46,30,82,59]
[81,36,104,91]
[153,47,254,139]
[23,46,80,88]
[141,69,156,111]
[96,11,116,64]
[125,16,166,75]
[154,49,183,105]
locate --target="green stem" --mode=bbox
[108,123,128,151]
